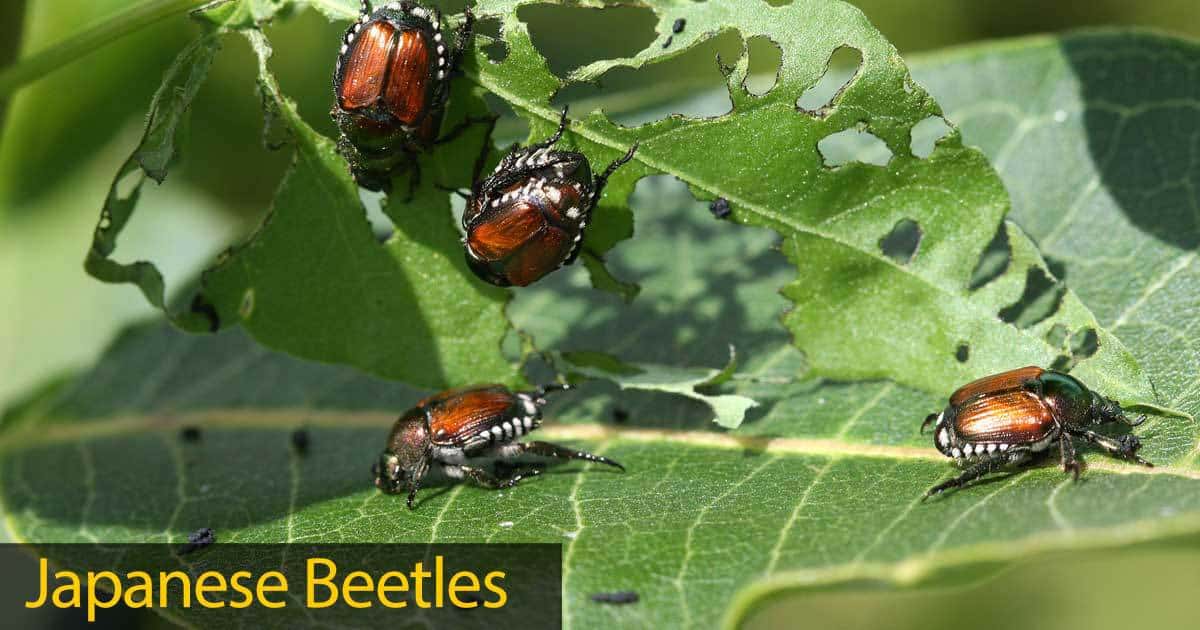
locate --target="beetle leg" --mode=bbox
[1059,435,1081,480]
[1074,429,1153,467]
[403,162,421,202]
[435,114,500,146]
[1124,413,1148,427]
[593,143,639,198]
[469,115,500,184]
[461,464,542,490]
[923,449,1032,500]
[518,441,625,471]
[405,460,431,510]
[434,182,471,200]
[532,106,570,150]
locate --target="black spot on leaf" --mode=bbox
[709,197,732,220]
[590,591,639,604]
[180,527,215,555]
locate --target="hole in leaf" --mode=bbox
[116,169,144,199]
[796,46,862,114]
[998,266,1065,328]
[358,189,394,242]
[968,223,1011,291]
[879,218,922,264]
[1070,327,1099,359]
[1050,354,1074,372]
[554,30,741,126]
[910,115,953,158]
[519,3,657,77]
[475,17,507,63]
[817,127,892,167]
[1051,329,1097,372]
[1046,323,1070,349]
[955,343,970,363]
[745,36,782,96]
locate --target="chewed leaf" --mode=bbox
[786,218,1162,406]
[198,31,520,389]
[84,34,222,333]
[449,0,1157,404]
[915,31,1200,418]
[564,347,758,429]
[84,23,521,390]
[18,21,1200,630]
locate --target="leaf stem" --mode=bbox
[0,0,210,100]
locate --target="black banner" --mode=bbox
[0,543,562,629]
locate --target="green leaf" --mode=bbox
[83,19,521,389]
[455,0,1157,403]
[282,0,1155,403]
[84,33,224,333]
[911,30,1200,417]
[79,0,1158,402]
[7,25,1200,623]
[563,346,758,429]
[199,30,520,389]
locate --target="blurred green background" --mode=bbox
[2,1,1199,628]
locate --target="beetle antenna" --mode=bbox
[469,114,499,186]
[593,142,638,195]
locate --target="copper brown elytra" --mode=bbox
[462,108,637,287]
[373,384,624,508]
[922,366,1150,498]
[331,1,474,192]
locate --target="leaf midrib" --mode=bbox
[2,409,1195,480]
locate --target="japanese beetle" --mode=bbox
[462,108,638,287]
[331,0,474,192]
[373,383,624,508]
[922,366,1150,498]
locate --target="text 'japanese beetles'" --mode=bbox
[922,366,1150,498]
[462,108,638,287]
[332,0,473,192]
[373,383,624,508]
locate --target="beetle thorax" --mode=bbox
[389,413,431,466]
